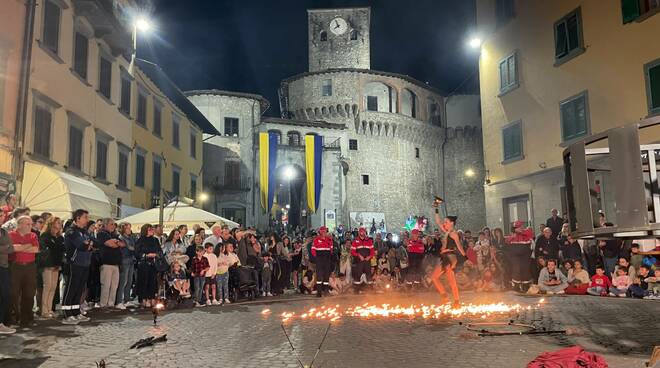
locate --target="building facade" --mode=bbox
[10,0,214,219]
[190,7,486,232]
[0,0,27,198]
[476,0,660,231]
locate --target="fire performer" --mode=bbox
[405,229,425,288]
[351,227,374,292]
[311,226,333,297]
[505,220,534,292]
[432,200,465,307]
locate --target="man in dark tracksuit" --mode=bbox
[311,226,333,297]
[351,228,374,291]
[62,209,93,324]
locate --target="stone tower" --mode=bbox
[307,7,371,72]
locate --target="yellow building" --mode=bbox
[0,0,27,197]
[476,0,660,231]
[129,59,218,211]
[14,0,216,219]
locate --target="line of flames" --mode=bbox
[264,300,544,323]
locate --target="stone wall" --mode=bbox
[308,8,371,72]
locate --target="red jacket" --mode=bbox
[351,236,374,259]
[407,238,425,254]
[589,274,611,289]
[311,235,333,257]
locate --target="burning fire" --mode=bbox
[274,302,531,323]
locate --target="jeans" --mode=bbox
[609,287,627,296]
[99,265,120,307]
[627,284,650,298]
[216,273,229,300]
[193,277,205,303]
[261,268,271,294]
[116,258,134,304]
[41,267,59,315]
[0,267,10,324]
[587,286,607,296]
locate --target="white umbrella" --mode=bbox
[118,201,239,233]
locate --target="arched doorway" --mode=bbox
[274,164,306,229]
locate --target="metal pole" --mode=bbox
[158,190,164,227]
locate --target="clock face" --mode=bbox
[329,17,348,35]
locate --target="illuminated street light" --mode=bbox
[468,37,482,49]
[465,168,476,177]
[283,166,295,180]
[198,192,209,202]
[135,17,152,32]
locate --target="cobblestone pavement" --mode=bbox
[0,291,657,368]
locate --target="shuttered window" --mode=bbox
[96,140,108,180]
[499,51,518,94]
[137,91,147,126]
[172,166,181,196]
[554,8,583,64]
[68,125,83,170]
[118,150,128,188]
[34,104,52,158]
[99,56,112,99]
[135,152,145,187]
[645,59,660,115]
[73,32,88,79]
[502,121,523,162]
[42,0,61,54]
[560,91,589,142]
[119,74,131,115]
[153,104,162,136]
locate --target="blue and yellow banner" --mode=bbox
[305,134,323,213]
[259,132,278,212]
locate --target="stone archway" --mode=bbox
[274,164,307,229]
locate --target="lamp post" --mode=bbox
[129,16,152,74]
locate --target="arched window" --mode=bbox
[427,97,441,126]
[363,81,397,113]
[287,131,301,146]
[268,129,282,144]
[320,30,327,41]
[401,88,417,118]
[350,29,358,40]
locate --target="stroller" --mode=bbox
[229,266,259,303]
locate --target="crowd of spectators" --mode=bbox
[0,191,658,335]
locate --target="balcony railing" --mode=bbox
[209,177,251,192]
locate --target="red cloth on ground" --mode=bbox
[564,284,589,295]
[527,345,608,368]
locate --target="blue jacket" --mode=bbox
[65,225,92,267]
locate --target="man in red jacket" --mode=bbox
[406,229,425,287]
[311,226,333,297]
[351,228,374,291]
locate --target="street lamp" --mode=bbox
[465,168,476,177]
[129,15,153,74]
[283,166,295,180]
[198,192,209,203]
[468,37,482,49]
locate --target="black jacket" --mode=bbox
[39,232,65,268]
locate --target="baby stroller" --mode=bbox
[229,266,259,303]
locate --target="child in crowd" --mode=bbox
[203,243,219,305]
[565,260,590,295]
[476,263,500,292]
[191,246,210,307]
[466,239,478,265]
[560,261,573,278]
[378,253,389,273]
[167,262,191,297]
[587,266,612,296]
[614,257,636,282]
[216,244,231,304]
[474,232,491,271]
[262,252,273,297]
[644,268,660,299]
[328,272,344,295]
[609,267,631,297]
[456,261,477,290]
[392,266,403,286]
[538,259,568,295]
[300,270,316,294]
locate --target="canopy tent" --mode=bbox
[119,201,239,233]
[21,161,112,220]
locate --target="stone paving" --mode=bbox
[0,291,657,368]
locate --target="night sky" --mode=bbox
[139,0,479,117]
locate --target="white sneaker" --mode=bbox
[555,290,565,295]
[0,323,16,334]
[194,302,204,308]
[223,299,231,304]
[115,303,126,310]
[76,314,90,322]
[93,303,100,309]
[609,292,616,297]
[262,291,266,297]
[211,299,220,305]
[61,316,79,325]
[266,292,273,297]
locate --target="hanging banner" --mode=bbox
[259,132,278,212]
[304,134,323,213]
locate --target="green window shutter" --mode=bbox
[555,22,568,58]
[649,64,660,111]
[508,55,516,86]
[503,123,522,160]
[621,0,640,24]
[499,59,508,90]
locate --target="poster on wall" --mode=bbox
[349,211,386,236]
[324,209,336,233]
